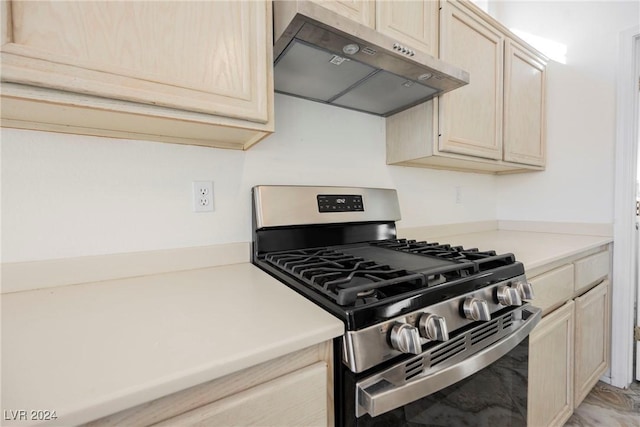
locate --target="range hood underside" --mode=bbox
[273,15,469,117]
[275,40,439,116]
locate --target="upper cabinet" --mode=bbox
[299,1,438,56]
[310,0,375,27]
[439,1,504,160]
[1,0,274,150]
[503,39,547,166]
[387,0,548,174]
[376,0,439,57]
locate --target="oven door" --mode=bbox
[351,304,541,426]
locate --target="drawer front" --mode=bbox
[529,264,574,316]
[574,251,610,295]
[155,362,328,427]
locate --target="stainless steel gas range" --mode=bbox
[251,185,541,426]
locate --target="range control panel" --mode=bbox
[317,194,364,212]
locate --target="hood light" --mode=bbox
[418,73,433,81]
[342,43,360,55]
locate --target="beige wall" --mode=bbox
[492,1,639,222]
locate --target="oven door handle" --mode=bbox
[356,305,542,418]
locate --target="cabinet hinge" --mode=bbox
[635,326,640,341]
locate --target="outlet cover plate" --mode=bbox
[193,181,214,212]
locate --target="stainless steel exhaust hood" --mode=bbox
[273,1,470,117]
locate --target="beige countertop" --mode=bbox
[399,228,612,276]
[1,263,344,426]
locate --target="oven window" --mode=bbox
[354,338,529,427]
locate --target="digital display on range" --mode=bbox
[317,194,364,212]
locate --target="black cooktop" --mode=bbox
[256,239,523,329]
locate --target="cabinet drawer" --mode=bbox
[529,264,574,316]
[574,251,609,295]
[155,362,328,426]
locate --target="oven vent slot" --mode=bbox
[404,358,424,381]
[502,313,514,330]
[470,323,500,345]
[429,336,466,367]
[406,357,423,370]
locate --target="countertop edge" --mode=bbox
[59,322,344,426]
[523,238,612,272]
[2,264,344,427]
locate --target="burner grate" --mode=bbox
[261,240,518,308]
[264,249,427,306]
[373,239,515,270]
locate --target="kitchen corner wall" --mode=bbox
[1,94,497,263]
[491,0,639,223]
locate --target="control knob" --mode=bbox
[418,313,449,341]
[389,323,422,355]
[496,285,523,306]
[462,297,491,321]
[515,281,535,300]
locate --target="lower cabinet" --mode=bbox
[155,362,327,427]
[574,280,610,407]
[528,300,574,427]
[527,247,611,427]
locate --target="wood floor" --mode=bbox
[565,381,639,426]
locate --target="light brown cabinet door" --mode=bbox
[574,280,610,408]
[528,301,575,427]
[438,0,504,160]
[503,39,546,166]
[1,1,271,123]
[310,0,375,27]
[376,0,438,56]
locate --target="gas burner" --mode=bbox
[357,288,377,297]
[355,288,383,306]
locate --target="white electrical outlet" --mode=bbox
[455,186,463,204]
[192,181,214,212]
